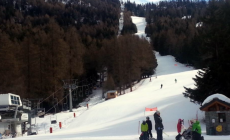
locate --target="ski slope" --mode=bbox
[14,17,230,140]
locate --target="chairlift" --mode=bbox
[50,114,57,124]
[37,108,45,118]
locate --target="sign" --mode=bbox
[145,107,157,111]
[216,125,222,132]
[220,118,223,122]
[212,119,215,123]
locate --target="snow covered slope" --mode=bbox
[15,17,230,140]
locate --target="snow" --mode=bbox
[125,0,161,4]
[202,94,230,106]
[14,14,230,140]
[196,22,203,27]
[131,16,147,38]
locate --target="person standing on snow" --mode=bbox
[176,119,184,140]
[141,120,148,140]
[192,120,202,140]
[160,84,163,89]
[154,110,164,140]
[146,116,153,138]
[177,119,184,134]
[175,79,177,83]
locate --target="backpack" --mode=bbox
[139,132,143,140]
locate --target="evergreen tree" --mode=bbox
[183,0,230,104]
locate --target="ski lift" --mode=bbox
[50,114,57,124]
[37,108,45,118]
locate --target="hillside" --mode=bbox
[14,15,230,140]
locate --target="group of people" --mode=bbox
[140,110,163,140]
[177,118,203,140]
[140,110,203,140]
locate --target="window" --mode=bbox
[110,93,115,96]
[218,113,226,123]
[11,95,20,105]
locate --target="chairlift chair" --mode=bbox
[50,114,57,124]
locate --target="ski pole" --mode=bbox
[163,131,169,137]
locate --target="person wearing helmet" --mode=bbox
[146,116,153,138]
[141,120,148,140]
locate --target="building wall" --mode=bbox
[107,93,117,99]
[205,111,230,135]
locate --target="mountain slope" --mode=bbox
[15,16,230,140]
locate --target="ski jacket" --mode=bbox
[141,122,148,132]
[177,119,182,133]
[153,112,164,130]
[192,121,201,134]
[146,120,152,130]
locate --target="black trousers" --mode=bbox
[142,132,148,140]
[147,129,152,138]
[156,129,163,140]
[192,131,201,140]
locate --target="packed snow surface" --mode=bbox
[14,16,230,140]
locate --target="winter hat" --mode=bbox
[146,116,149,120]
[192,119,197,123]
[156,110,160,114]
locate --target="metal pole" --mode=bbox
[69,85,73,112]
[27,112,31,136]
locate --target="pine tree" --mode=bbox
[183,0,230,104]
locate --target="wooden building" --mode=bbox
[200,97,230,135]
[104,90,118,100]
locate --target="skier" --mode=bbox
[160,84,163,89]
[192,120,202,140]
[141,120,148,140]
[146,117,153,138]
[175,79,177,83]
[154,110,164,140]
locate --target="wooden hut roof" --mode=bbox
[200,98,230,111]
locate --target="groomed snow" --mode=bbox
[14,16,230,140]
[202,94,230,106]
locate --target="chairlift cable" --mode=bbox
[45,92,71,114]
[31,87,63,111]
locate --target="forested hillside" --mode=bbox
[0,0,157,110]
[125,0,230,104]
